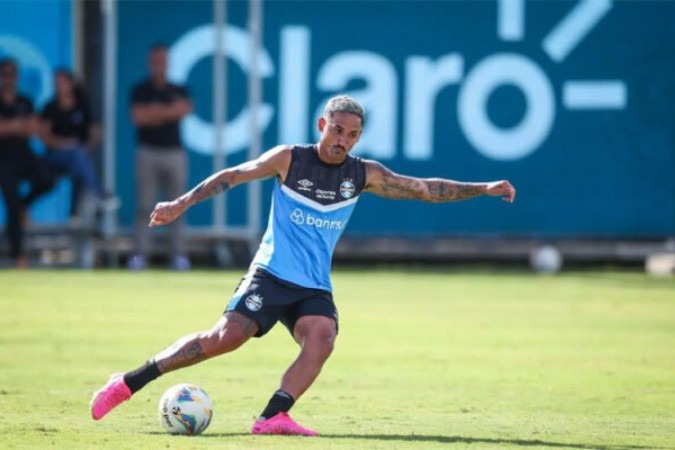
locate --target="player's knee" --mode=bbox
[303,327,336,362]
[206,328,245,356]
[315,335,335,360]
[203,315,254,356]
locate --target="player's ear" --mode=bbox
[318,116,326,132]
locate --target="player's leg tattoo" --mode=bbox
[224,311,259,336]
[154,334,208,374]
[152,312,258,374]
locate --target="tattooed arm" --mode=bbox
[149,145,292,227]
[364,160,516,203]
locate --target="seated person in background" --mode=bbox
[38,68,118,221]
[0,58,55,268]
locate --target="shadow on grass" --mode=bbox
[145,431,670,450]
[320,434,669,450]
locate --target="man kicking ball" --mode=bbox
[91,95,516,435]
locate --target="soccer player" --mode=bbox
[91,95,516,435]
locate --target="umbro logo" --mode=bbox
[297,179,313,192]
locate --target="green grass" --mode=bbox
[1,268,674,450]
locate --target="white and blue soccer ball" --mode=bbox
[159,384,213,436]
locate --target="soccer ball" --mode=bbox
[158,384,213,436]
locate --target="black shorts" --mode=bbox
[225,267,338,338]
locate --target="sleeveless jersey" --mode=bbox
[251,145,367,291]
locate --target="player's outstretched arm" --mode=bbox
[149,145,292,227]
[364,160,516,203]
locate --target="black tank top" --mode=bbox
[284,144,367,206]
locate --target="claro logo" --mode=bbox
[290,209,345,231]
[169,0,625,161]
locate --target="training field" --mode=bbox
[1,269,674,450]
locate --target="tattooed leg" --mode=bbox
[153,335,209,373]
[121,313,258,394]
[153,312,259,374]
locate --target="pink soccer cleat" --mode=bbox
[251,412,319,436]
[90,373,132,420]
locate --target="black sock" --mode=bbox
[259,390,295,420]
[123,360,161,394]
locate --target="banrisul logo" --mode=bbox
[169,0,625,161]
[290,209,345,231]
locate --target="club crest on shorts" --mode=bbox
[339,180,355,199]
[245,294,263,311]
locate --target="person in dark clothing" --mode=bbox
[128,44,192,271]
[38,69,118,220]
[0,58,55,268]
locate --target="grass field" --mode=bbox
[1,268,674,450]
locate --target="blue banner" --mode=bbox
[0,0,73,225]
[114,0,675,237]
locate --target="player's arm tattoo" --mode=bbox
[367,161,487,202]
[190,179,231,202]
[423,179,488,202]
[154,338,207,374]
[377,176,426,200]
[177,170,240,206]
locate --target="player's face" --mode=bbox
[317,111,362,164]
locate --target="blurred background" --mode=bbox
[0,0,673,271]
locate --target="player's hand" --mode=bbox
[485,180,516,203]
[149,200,186,227]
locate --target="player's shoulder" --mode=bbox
[265,144,295,157]
[268,143,315,159]
[361,158,396,186]
[256,145,295,181]
[361,158,388,173]
[259,144,295,167]
[346,152,368,167]
[279,143,313,155]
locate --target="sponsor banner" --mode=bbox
[114,0,675,237]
